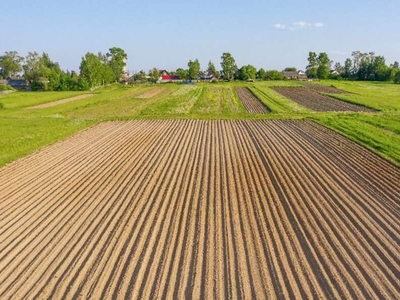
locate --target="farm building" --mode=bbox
[159,74,181,83]
[0,77,29,90]
[282,71,308,80]
[198,73,215,81]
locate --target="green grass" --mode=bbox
[313,113,400,164]
[0,81,400,167]
[0,117,95,167]
[314,80,400,111]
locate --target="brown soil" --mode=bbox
[26,94,94,109]
[302,83,348,94]
[0,120,399,299]
[136,87,165,98]
[235,87,270,113]
[273,87,375,112]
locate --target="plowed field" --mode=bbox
[235,87,270,113]
[273,87,375,112]
[0,120,399,299]
[302,83,347,94]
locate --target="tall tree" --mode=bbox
[394,71,400,84]
[188,59,200,81]
[148,68,160,81]
[98,52,115,84]
[207,60,220,78]
[79,52,103,88]
[106,47,127,82]
[257,68,267,80]
[220,52,237,81]
[343,58,353,79]
[317,52,331,79]
[306,52,318,78]
[0,51,24,78]
[23,52,42,83]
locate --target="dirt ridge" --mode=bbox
[0,120,399,299]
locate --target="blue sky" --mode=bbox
[1,0,399,73]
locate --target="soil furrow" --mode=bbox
[1,120,399,299]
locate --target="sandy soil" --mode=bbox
[235,87,270,113]
[0,120,399,299]
[136,88,165,98]
[26,94,94,109]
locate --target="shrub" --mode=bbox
[0,84,15,91]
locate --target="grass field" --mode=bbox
[0,80,399,166]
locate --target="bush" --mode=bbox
[0,84,15,91]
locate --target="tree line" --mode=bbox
[1,48,399,92]
[306,51,400,83]
[0,47,127,91]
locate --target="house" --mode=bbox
[198,72,214,82]
[159,74,181,83]
[282,71,308,80]
[330,70,340,75]
[0,77,29,90]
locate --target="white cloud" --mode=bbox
[273,23,287,30]
[273,21,324,31]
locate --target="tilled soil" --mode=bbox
[136,87,165,98]
[26,94,94,109]
[302,83,347,94]
[0,120,399,299]
[273,87,375,112]
[235,87,270,113]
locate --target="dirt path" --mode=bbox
[0,120,399,299]
[26,94,94,109]
[136,87,165,98]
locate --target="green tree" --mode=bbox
[148,68,160,81]
[176,68,188,80]
[220,52,237,81]
[23,52,41,83]
[106,47,127,82]
[306,52,318,78]
[238,65,257,81]
[284,67,297,72]
[79,52,103,88]
[265,70,285,80]
[257,68,267,80]
[0,51,24,78]
[133,70,147,81]
[343,58,353,79]
[207,60,220,79]
[317,52,331,79]
[188,59,200,81]
[98,52,115,84]
[394,71,400,84]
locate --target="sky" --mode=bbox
[1,0,399,73]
